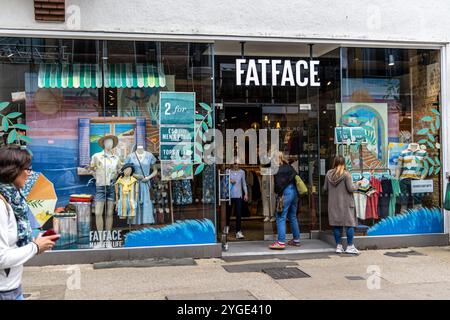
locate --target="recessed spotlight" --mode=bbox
[388,54,395,66]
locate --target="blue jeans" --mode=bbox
[333,226,354,246]
[276,184,300,243]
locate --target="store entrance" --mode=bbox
[216,102,321,242]
[214,42,341,245]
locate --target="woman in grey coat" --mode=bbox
[323,156,361,255]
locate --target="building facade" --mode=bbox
[0,0,449,264]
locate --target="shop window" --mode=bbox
[0,38,216,250]
[334,47,443,236]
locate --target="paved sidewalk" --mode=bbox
[21,246,450,300]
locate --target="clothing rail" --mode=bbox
[350,168,392,176]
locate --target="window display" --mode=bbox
[0,38,216,250]
[336,48,444,236]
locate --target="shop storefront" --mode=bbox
[0,36,448,263]
[215,43,446,247]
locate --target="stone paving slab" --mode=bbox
[93,258,196,270]
[166,290,257,300]
[222,262,298,273]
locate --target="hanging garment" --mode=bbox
[353,177,371,220]
[220,175,230,200]
[125,152,156,225]
[251,171,262,202]
[353,193,368,220]
[202,165,215,204]
[115,176,138,219]
[246,169,254,202]
[389,178,401,216]
[365,177,381,220]
[173,180,193,205]
[378,177,393,219]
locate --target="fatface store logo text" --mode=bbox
[90,230,123,248]
[235,59,321,87]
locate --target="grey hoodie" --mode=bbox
[326,169,346,186]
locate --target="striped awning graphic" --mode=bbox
[38,63,166,89]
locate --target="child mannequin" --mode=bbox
[115,164,139,219]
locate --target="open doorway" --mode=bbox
[215,41,341,244]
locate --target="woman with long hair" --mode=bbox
[269,151,301,250]
[323,155,360,254]
[0,145,58,300]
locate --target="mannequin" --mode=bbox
[115,164,139,219]
[260,166,276,222]
[396,142,428,213]
[90,135,121,247]
[124,145,158,225]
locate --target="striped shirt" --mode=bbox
[398,149,427,180]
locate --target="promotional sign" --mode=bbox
[299,104,312,111]
[334,127,352,144]
[335,127,367,144]
[351,127,368,143]
[159,92,195,180]
[160,126,194,143]
[160,143,193,161]
[411,180,434,194]
[160,92,196,125]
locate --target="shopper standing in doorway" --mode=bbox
[226,159,248,239]
[269,151,301,250]
[323,155,360,254]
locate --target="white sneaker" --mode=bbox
[345,245,359,255]
[236,231,245,239]
[336,244,344,254]
[270,217,276,222]
[263,217,270,222]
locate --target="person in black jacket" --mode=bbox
[269,151,301,250]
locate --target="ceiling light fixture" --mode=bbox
[388,54,395,66]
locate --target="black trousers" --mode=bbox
[226,198,243,232]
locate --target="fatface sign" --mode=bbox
[236,59,320,87]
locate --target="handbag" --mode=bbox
[444,181,450,210]
[295,175,308,195]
